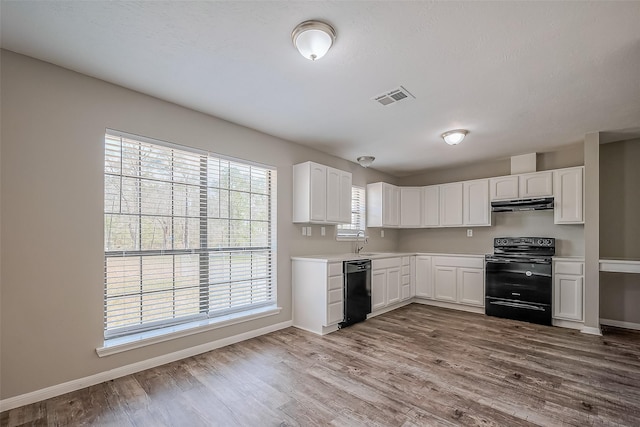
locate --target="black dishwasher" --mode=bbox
[340,259,372,328]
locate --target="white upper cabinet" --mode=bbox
[463,179,490,226]
[326,168,352,223]
[367,182,400,227]
[421,185,440,227]
[439,183,463,227]
[400,187,422,228]
[490,171,553,201]
[293,161,352,224]
[489,176,519,200]
[519,171,553,198]
[553,166,584,224]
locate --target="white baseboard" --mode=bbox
[600,318,640,332]
[367,300,413,318]
[0,320,293,413]
[580,325,603,336]
[412,297,485,314]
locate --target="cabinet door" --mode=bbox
[415,256,433,298]
[366,183,383,227]
[309,163,327,222]
[554,274,584,321]
[554,167,583,224]
[371,269,387,311]
[519,171,553,198]
[339,170,353,224]
[383,184,400,226]
[386,267,401,305]
[400,187,422,228]
[439,183,463,227]
[489,176,519,201]
[457,268,484,306]
[434,266,457,302]
[325,167,341,222]
[422,185,440,227]
[463,179,490,226]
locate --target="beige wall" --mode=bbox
[599,138,640,324]
[397,149,586,256]
[0,51,399,400]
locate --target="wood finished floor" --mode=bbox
[3,304,640,427]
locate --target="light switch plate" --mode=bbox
[307,226,312,236]
[467,229,473,237]
[302,227,307,236]
[321,226,325,236]
[381,229,385,238]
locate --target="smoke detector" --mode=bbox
[372,86,415,106]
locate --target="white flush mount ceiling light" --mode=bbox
[292,20,336,61]
[357,156,375,168]
[441,129,469,145]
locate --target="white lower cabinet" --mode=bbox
[371,257,403,312]
[292,259,344,335]
[415,255,433,298]
[430,255,485,308]
[400,257,413,301]
[553,259,584,322]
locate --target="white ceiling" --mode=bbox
[2,1,639,177]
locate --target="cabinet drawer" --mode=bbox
[372,257,401,270]
[402,274,410,285]
[326,301,344,326]
[328,275,343,291]
[433,256,484,269]
[328,262,343,276]
[402,256,410,265]
[555,261,583,275]
[402,265,410,276]
[328,288,343,304]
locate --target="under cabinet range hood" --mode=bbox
[491,197,554,212]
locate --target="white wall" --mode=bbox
[0,50,399,400]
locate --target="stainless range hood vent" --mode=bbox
[491,197,554,212]
[372,85,415,106]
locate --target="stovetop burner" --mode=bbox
[487,237,555,264]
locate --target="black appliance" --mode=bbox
[340,259,372,328]
[491,197,554,212]
[485,237,555,325]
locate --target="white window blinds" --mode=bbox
[336,186,366,239]
[104,130,276,339]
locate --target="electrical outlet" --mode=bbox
[381,229,385,238]
[321,226,326,236]
[467,229,473,237]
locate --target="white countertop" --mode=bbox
[292,252,585,263]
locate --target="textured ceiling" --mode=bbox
[2,1,639,177]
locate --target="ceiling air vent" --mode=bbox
[372,86,415,106]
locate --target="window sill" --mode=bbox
[96,305,281,357]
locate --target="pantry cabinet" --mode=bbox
[293,161,351,224]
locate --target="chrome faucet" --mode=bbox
[355,230,366,254]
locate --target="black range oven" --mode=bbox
[485,237,555,326]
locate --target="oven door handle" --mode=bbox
[488,300,546,311]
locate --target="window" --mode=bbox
[336,186,366,240]
[104,130,276,340]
